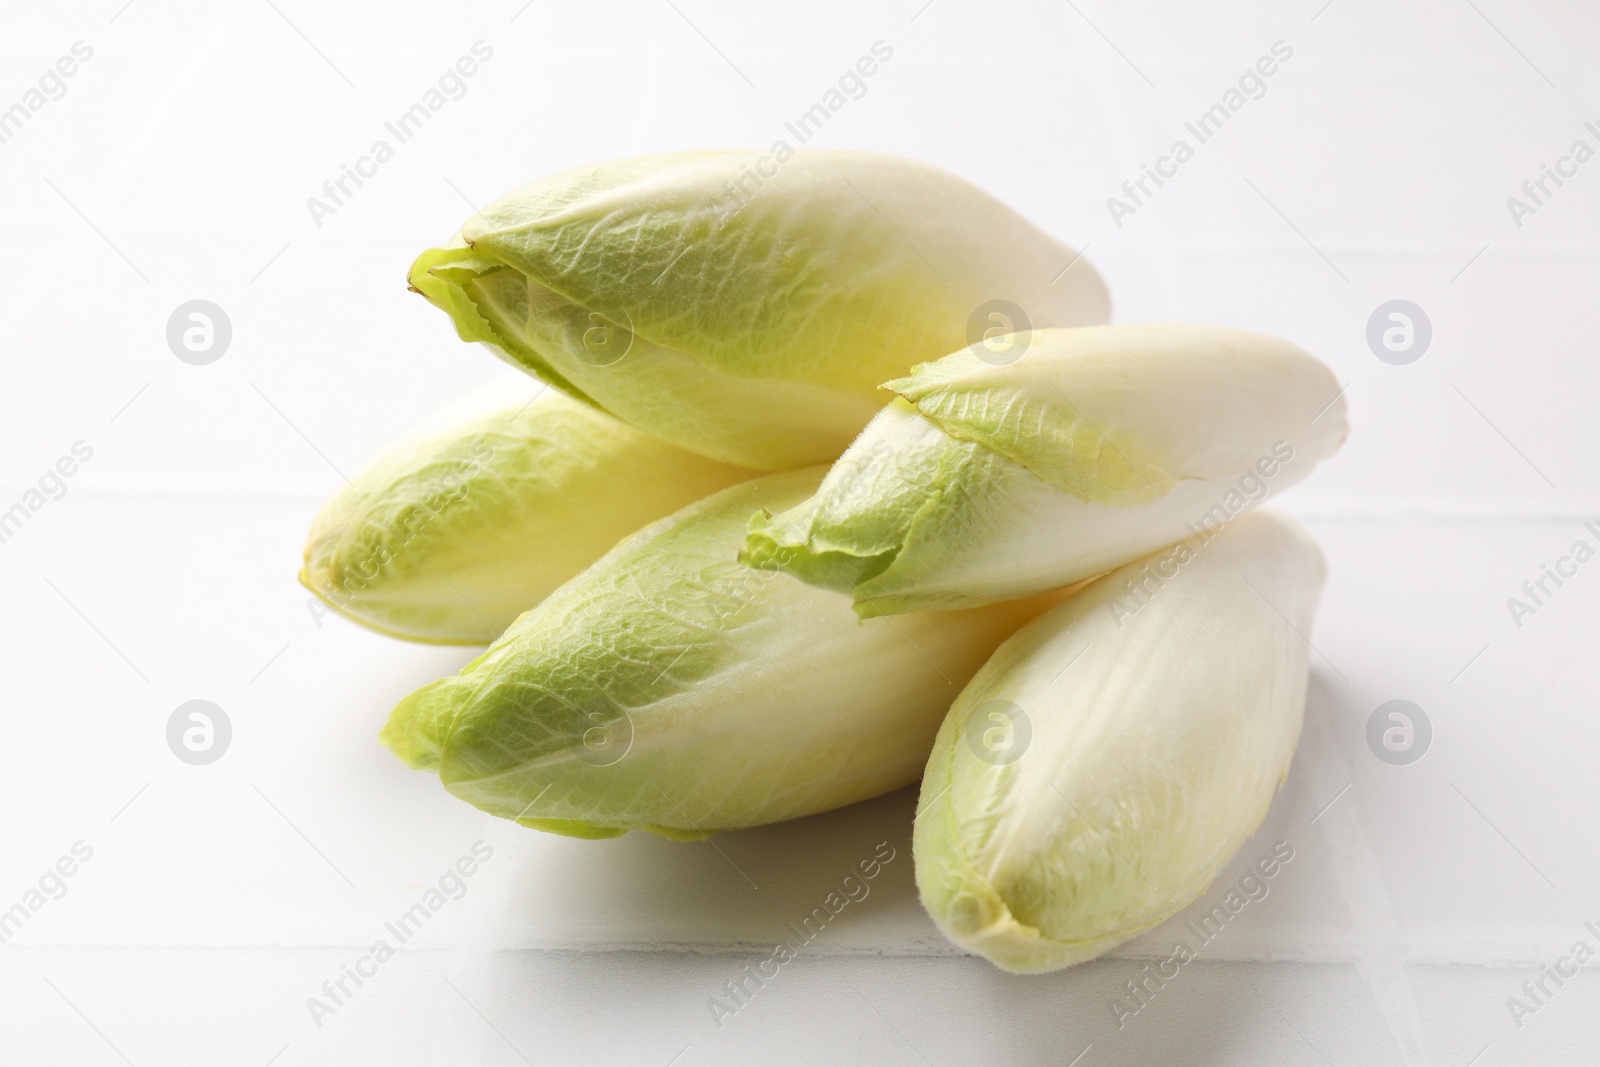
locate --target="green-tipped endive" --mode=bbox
[407,151,1109,470]
[913,510,1324,973]
[382,468,1061,839]
[744,323,1348,616]
[300,377,745,644]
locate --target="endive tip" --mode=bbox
[381,680,456,772]
[741,521,898,603]
[878,371,917,395]
[295,557,353,626]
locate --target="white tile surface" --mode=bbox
[1,1,1596,1064]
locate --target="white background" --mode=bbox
[2,1,1597,1064]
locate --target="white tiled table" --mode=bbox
[2,2,1597,1064]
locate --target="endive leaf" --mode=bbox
[913,509,1325,973]
[382,468,1062,838]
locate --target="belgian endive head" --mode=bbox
[745,323,1348,616]
[381,468,1063,839]
[407,151,1108,471]
[914,510,1325,973]
[300,377,746,644]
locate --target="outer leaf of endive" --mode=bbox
[914,510,1325,973]
[408,151,1109,471]
[300,377,745,644]
[744,323,1349,616]
[381,468,1062,839]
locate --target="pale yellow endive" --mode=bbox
[914,510,1324,973]
[746,324,1348,616]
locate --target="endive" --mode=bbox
[382,468,1060,838]
[914,510,1324,973]
[744,324,1348,616]
[408,151,1109,470]
[300,377,745,644]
